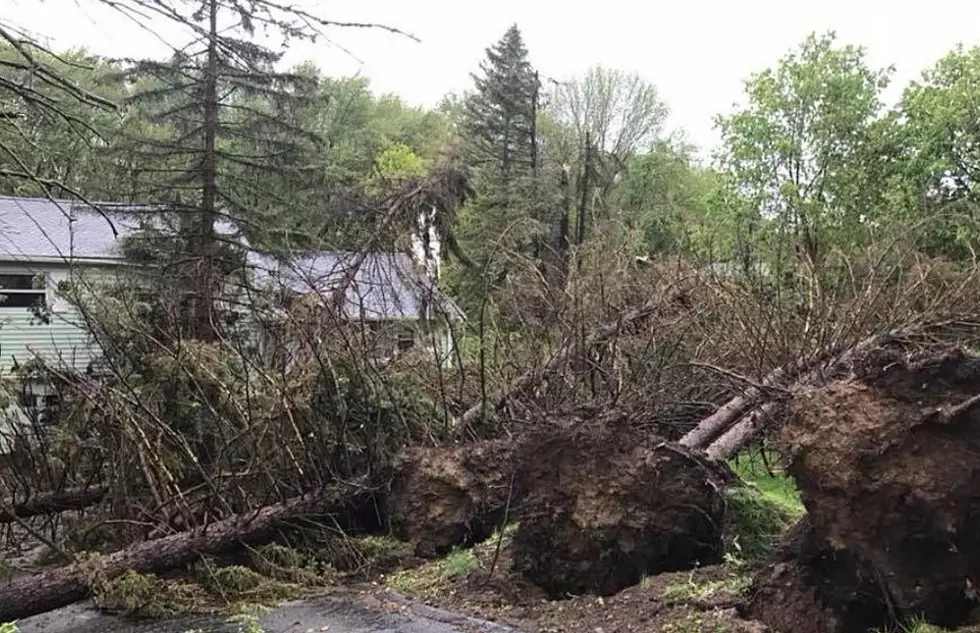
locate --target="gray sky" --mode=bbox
[9,0,980,157]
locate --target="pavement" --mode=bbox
[14,589,524,633]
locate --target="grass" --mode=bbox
[386,545,479,599]
[385,524,515,600]
[871,617,964,633]
[725,450,805,561]
[662,570,752,602]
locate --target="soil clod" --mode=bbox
[387,440,517,557]
[511,420,732,598]
[751,346,980,632]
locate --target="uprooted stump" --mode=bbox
[387,440,517,557]
[750,346,980,632]
[512,420,732,598]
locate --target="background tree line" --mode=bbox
[4,17,980,341]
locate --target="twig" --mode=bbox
[487,471,516,579]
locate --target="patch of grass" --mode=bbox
[871,617,951,633]
[445,547,479,576]
[227,607,268,633]
[726,450,804,561]
[1,622,17,633]
[384,522,519,601]
[661,609,734,633]
[662,570,751,602]
[386,545,480,600]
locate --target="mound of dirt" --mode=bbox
[754,347,980,631]
[387,440,516,557]
[511,419,732,598]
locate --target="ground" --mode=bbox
[1,452,802,633]
[376,452,798,633]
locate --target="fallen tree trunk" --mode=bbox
[0,486,108,524]
[0,479,365,621]
[681,328,909,451]
[681,326,911,454]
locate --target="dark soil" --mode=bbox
[511,419,733,598]
[384,535,764,633]
[753,346,980,632]
[387,440,517,557]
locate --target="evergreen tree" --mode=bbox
[463,24,540,178]
[111,0,329,340]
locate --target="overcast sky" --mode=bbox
[8,0,980,157]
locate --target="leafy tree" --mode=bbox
[617,138,719,255]
[0,44,124,199]
[715,32,894,273]
[899,45,980,256]
[549,66,668,169]
[545,66,669,252]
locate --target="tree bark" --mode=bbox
[681,327,908,451]
[0,481,364,621]
[0,486,107,524]
[700,326,912,459]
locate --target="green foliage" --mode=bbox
[387,546,478,599]
[0,622,16,633]
[617,139,720,255]
[463,24,540,177]
[726,452,804,561]
[716,31,895,270]
[662,571,751,601]
[0,44,125,198]
[93,570,211,617]
[899,45,980,257]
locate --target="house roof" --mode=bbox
[0,196,144,261]
[0,196,463,321]
[249,251,464,321]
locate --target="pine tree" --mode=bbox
[463,24,540,178]
[111,0,330,340]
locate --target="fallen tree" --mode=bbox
[680,326,909,453]
[0,486,108,524]
[453,300,659,432]
[0,478,367,621]
[746,346,980,632]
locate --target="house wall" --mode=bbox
[0,263,100,376]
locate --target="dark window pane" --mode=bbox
[0,292,45,308]
[0,274,38,290]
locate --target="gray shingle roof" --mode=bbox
[0,196,463,321]
[249,251,464,321]
[0,196,145,261]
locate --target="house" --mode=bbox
[247,250,463,362]
[0,196,463,447]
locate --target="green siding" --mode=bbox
[0,262,109,376]
[0,307,95,375]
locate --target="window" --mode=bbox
[396,327,415,351]
[0,273,46,309]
